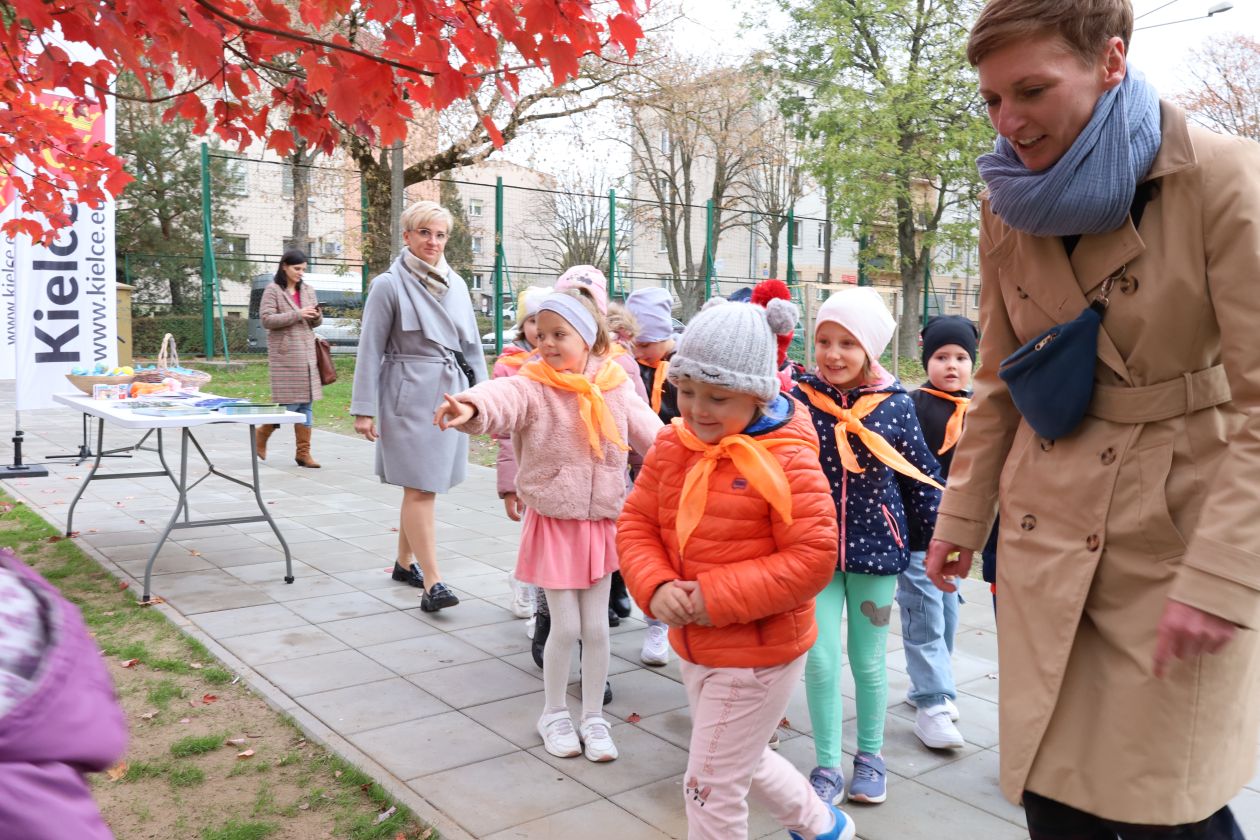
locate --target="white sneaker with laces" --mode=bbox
[508,574,534,619]
[905,693,960,722]
[640,624,670,666]
[914,705,966,750]
[537,711,581,758]
[579,716,618,762]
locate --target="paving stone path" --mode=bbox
[4,385,1258,839]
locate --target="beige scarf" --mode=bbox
[401,250,449,300]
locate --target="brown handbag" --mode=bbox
[315,337,337,385]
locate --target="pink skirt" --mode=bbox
[515,510,618,590]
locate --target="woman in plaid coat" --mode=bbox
[257,248,323,468]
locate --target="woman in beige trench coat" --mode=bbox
[927,0,1260,836]
[258,249,323,468]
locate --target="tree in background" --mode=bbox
[1176,35,1260,143]
[519,173,633,278]
[0,0,645,243]
[114,75,241,313]
[771,0,991,357]
[439,176,475,281]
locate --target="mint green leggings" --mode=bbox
[805,571,897,765]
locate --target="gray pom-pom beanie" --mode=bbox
[667,301,779,403]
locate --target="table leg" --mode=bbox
[143,427,191,603]
[65,417,106,536]
[248,424,294,584]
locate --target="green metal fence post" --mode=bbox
[607,189,617,299]
[704,199,714,300]
[493,176,505,354]
[199,142,215,358]
[360,172,369,297]
[786,209,795,285]
[857,231,869,286]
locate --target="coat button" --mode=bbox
[1021,515,1037,531]
[1016,286,1029,299]
[1040,439,1054,452]
[1086,534,1100,551]
[1120,275,1140,295]
[1100,447,1116,465]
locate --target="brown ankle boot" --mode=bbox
[294,424,320,468]
[255,424,277,460]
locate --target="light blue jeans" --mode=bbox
[896,550,959,709]
[282,402,313,427]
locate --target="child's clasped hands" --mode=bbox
[649,580,712,628]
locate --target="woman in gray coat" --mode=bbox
[351,201,488,612]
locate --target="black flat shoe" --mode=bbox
[392,562,425,589]
[604,681,612,705]
[608,606,621,628]
[421,582,459,612]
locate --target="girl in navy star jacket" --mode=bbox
[790,288,941,808]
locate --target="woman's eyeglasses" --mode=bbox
[409,228,448,242]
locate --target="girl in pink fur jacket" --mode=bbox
[436,291,662,764]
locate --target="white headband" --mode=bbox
[538,293,597,347]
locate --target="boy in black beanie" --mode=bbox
[899,315,979,752]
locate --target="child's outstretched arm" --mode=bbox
[891,395,944,550]
[695,444,838,626]
[617,444,688,622]
[434,375,534,439]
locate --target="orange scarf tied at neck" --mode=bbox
[641,358,670,414]
[796,381,944,491]
[918,387,971,455]
[519,358,629,457]
[672,418,817,555]
[497,350,532,370]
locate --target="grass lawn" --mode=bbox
[0,495,439,839]
[204,354,498,467]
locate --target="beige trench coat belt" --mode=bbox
[1087,364,1230,425]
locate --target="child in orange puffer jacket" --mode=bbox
[617,299,855,840]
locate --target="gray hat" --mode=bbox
[668,300,795,403]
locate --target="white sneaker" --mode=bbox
[914,705,966,750]
[537,711,581,758]
[905,693,960,722]
[508,574,534,619]
[579,717,618,762]
[640,624,670,666]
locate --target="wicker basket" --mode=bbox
[65,374,135,395]
[133,333,212,389]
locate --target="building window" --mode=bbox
[658,227,668,253]
[949,284,961,307]
[657,176,669,200]
[472,235,484,255]
[791,221,801,249]
[468,199,483,218]
[816,275,828,301]
[218,152,248,197]
[659,129,671,155]
[471,272,484,290]
[816,223,825,250]
[973,286,981,308]
[792,270,801,283]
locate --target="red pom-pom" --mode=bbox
[751,279,791,307]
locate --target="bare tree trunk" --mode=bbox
[896,193,923,361]
[290,140,311,253]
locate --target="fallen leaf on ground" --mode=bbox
[139,711,158,720]
[188,550,202,556]
[137,520,145,524]
[334,770,342,778]
[236,749,255,759]
[225,738,247,746]
[779,717,791,728]
[421,828,434,839]
[117,581,128,591]
[178,718,191,724]
[45,535,63,543]
[140,596,165,606]
[245,732,262,738]
[68,530,80,537]
[119,658,139,668]
[0,503,12,514]
[626,712,642,723]
[189,662,203,669]
[299,803,310,811]
[374,806,397,824]
[106,762,128,782]
[201,694,217,704]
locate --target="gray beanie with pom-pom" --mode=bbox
[668,299,798,403]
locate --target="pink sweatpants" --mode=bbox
[680,654,834,840]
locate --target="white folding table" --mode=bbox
[53,393,305,602]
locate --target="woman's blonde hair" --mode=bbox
[606,301,640,344]
[967,0,1133,67]
[400,200,454,233]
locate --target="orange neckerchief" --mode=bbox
[518,358,629,456]
[796,381,943,491]
[496,348,533,370]
[918,387,971,455]
[640,359,670,414]
[608,343,629,358]
[672,418,817,555]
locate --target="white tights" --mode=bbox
[542,574,613,721]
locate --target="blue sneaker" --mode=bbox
[808,766,845,805]
[788,803,857,840]
[847,752,887,803]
